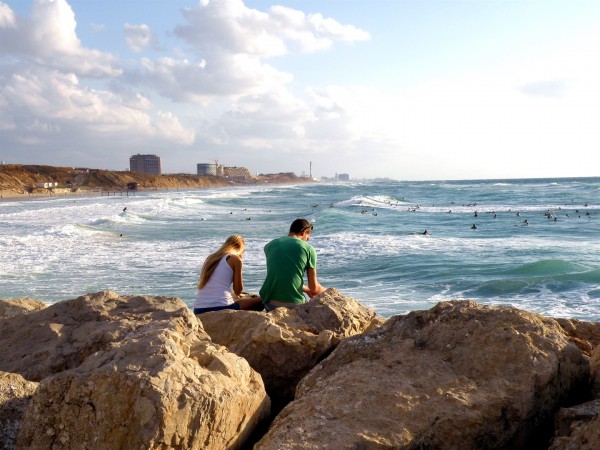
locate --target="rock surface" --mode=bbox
[556,318,600,356]
[0,372,38,450]
[256,300,589,449]
[549,400,600,450]
[0,290,186,381]
[0,298,46,319]
[591,344,600,399]
[199,288,378,404]
[0,291,270,450]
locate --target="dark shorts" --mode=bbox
[194,303,240,315]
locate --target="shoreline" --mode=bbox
[0,164,315,203]
[0,179,315,203]
[0,188,103,202]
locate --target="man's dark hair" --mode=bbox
[289,218,312,233]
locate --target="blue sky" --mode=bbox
[1,0,598,180]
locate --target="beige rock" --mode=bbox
[0,298,46,319]
[0,290,191,381]
[256,300,588,450]
[556,318,600,356]
[0,291,269,450]
[199,288,377,404]
[550,400,600,450]
[0,372,38,450]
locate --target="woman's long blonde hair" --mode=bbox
[198,235,245,289]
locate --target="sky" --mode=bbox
[0,0,598,180]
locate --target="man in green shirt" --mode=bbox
[260,218,326,311]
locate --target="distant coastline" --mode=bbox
[0,164,314,201]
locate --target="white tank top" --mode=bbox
[193,255,235,308]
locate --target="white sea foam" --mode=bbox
[333,195,408,210]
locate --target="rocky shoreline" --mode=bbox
[1,290,598,449]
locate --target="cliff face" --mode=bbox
[0,165,231,192]
[0,165,311,194]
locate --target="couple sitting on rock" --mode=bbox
[193,218,326,315]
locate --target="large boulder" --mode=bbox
[0,372,38,450]
[256,300,588,449]
[549,400,600,450]
[199,288,378,405]
[1,291,270,450]
[0,291,187,381]
[0,298,46,319]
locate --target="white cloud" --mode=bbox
[125,23,157,52]
[153,111,195,145]
[0,2,16,28]
[133,54,292,102]
[175,0,369,57]
[0,67,196,154]
[218,88,311,142]
[131,1,369,106]
[0,0,120,77]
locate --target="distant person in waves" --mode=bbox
[193,235,262,314]
[260,218,326,312]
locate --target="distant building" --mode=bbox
[130,154,162,175]
[36,182,58,188]
[336,173,350,181]
[197,163,251,180]
[223,166,252,181]
[197,163,217,176]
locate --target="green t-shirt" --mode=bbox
[259,236,317,304]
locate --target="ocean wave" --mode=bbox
[86,213,146,226]
[503,259,586,276]
[167,197,205,208]
[333,195,408,209]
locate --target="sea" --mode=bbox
[1,177,599,321]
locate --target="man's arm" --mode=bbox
[306,267,325,298]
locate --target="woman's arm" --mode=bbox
[227,254,244,295]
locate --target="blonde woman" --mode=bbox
[193,235,262,314]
